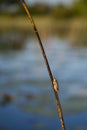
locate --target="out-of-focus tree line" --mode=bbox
[0,0,87,18]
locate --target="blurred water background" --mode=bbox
[0,0,87,130]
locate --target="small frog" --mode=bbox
[53,78,59,92]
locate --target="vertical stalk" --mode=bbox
[20,0,66,130]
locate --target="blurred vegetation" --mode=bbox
[0,0,87,18]
[0,0,18,4]
[72,0,87,18]
[29,4,51,16]
[51,5,74,19]
[51,0,87,19]
[0,0,87,46]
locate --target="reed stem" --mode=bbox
[20,0,66,130]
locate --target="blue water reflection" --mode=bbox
[0,35,87,130]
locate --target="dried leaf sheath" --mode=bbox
[20,0,66,130]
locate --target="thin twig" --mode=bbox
[20,0,66,130]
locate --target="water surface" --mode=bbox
[0,32,87,130]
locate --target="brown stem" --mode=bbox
[20,0,66,130]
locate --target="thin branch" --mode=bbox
[20,0,66,130]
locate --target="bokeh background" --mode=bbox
[0,0,87,130]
